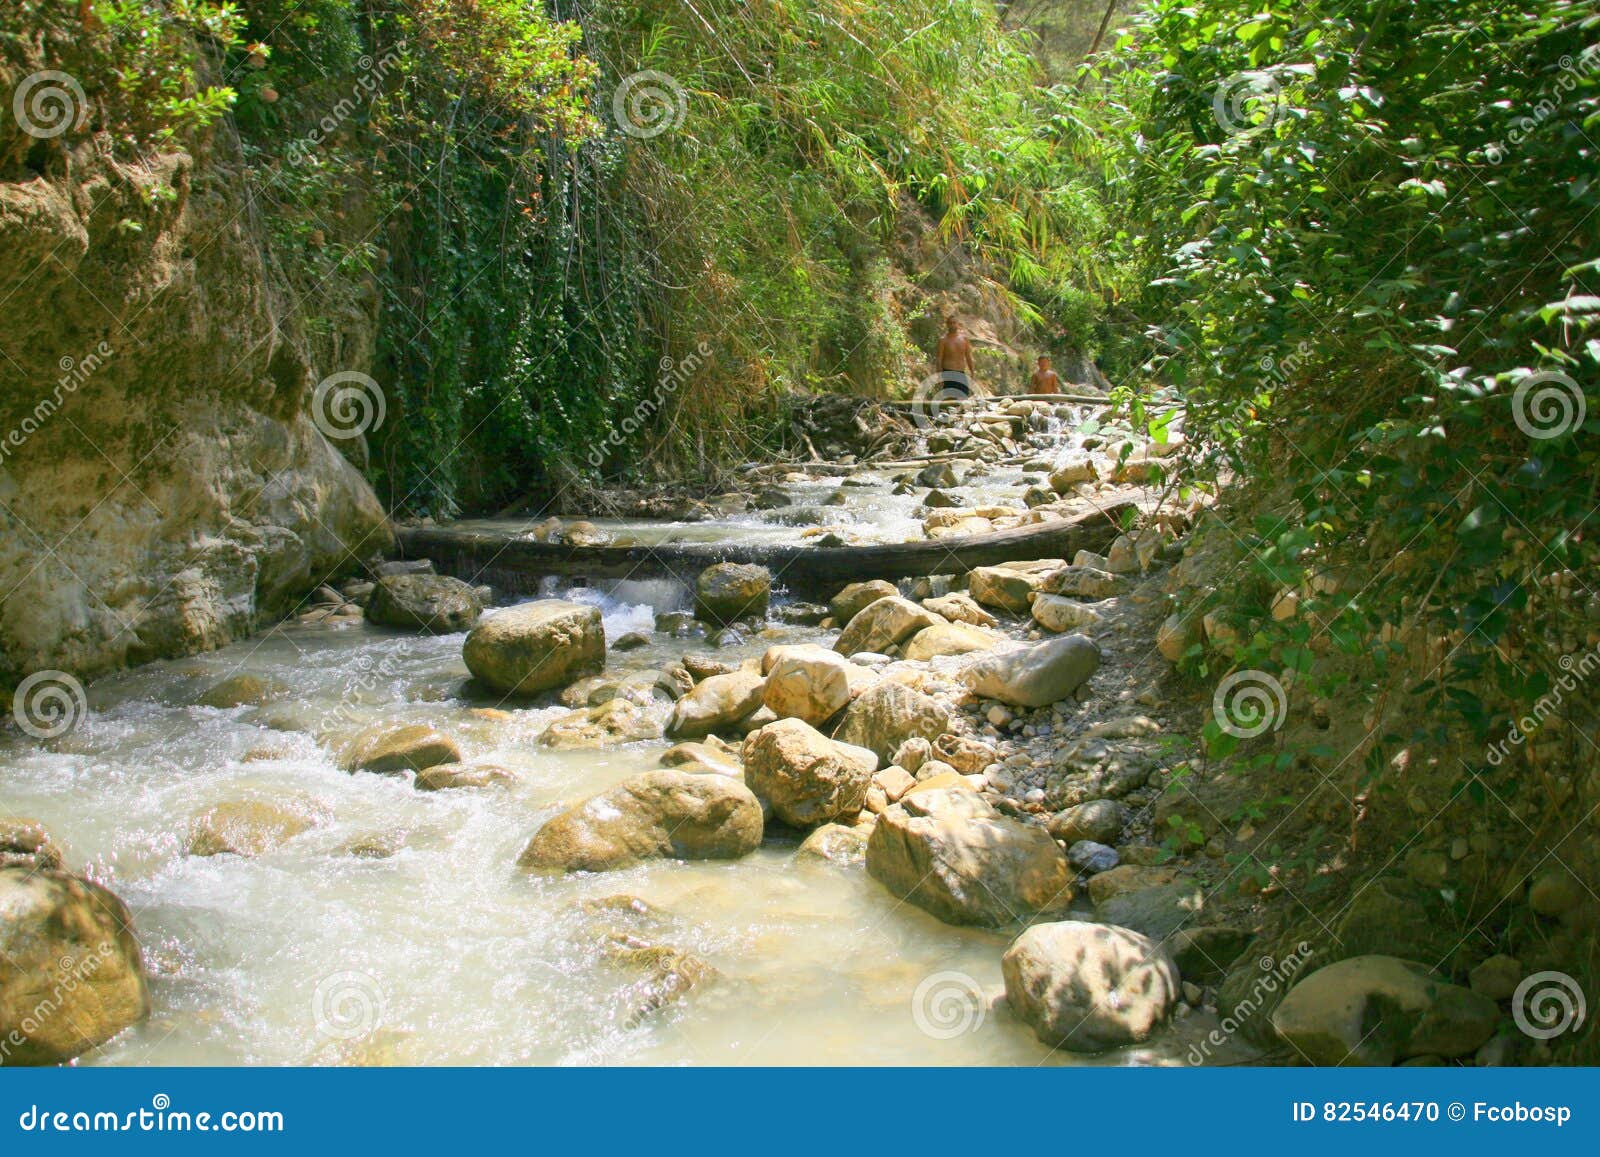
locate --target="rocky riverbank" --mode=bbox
[1,394,1575,1066]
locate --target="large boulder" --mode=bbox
[538,698,663,749]
[761,646,854,725]
[187,800,318,857]
[1037,566,1122,600]
[922,592,998,628]
[414,762,518,791]
[964,634,1100,708]
[1002,920,1179,1051]
[796,823,869,865]
[829,580,898,626]
[518,770,763,872]
[1095,882,1204,939]
[1046,799,1128,846]
[0,820,62,871]
[743,718,878,828]
[832,680,949,764]
[833,596,942,656]
[903,622,996,661]
[463,600,605,696]
[694,563,772,626]
[1030,593,1104,634]
[967,566,1044,615]
[196,672,289,708]
[665,667,766,739]
[1048,458,1098,493]
[0,868,151,1065]
[346,723,462,775]
[865,789,1073,927]
[1271,956,1501,1065]
[364,573,483,633]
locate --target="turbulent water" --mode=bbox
[5,404,1243,1066]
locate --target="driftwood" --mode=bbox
[396,501,1138,597]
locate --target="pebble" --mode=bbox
[1182,981,1203,1005]
[1067,840,1119,873]
[986,705,1012,727]
[1469,954,1522,1001]
[1024,788,1046,805]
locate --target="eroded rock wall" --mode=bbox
[0,32,391,683]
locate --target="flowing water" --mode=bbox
[5,401,1243,1066]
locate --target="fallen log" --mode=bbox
[396,501,1138,596]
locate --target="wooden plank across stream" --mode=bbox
[396,501,1138,596]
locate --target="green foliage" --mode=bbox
[220,0,1118,512]
[95,0,245,137]
[1077,0,1598,781]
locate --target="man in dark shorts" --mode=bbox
[1031,355,1062,395]
[934,316,977,395]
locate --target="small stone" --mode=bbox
[1047,799,1128,845]
[1469,955,1523,1001]
[893,737,933,774]
[1528,869,1583,917]
[987,705,1013,727]
[1067,840,1119,873]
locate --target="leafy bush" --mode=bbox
[1079,0,1598,874]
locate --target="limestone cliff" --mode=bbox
[0,29,391,683]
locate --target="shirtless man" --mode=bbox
[1031,355,1062,395]
[935,316,977,394]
